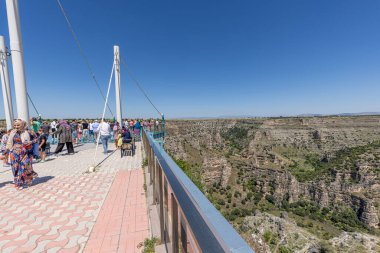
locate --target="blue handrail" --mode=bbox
[144,129,254,253]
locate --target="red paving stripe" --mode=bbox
[44,238,70,250]
[37,232,61,243]
[84,169,150,253]
[57,245,81,253]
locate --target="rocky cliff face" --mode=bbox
[165,117,380,229]
[165,116,380,251]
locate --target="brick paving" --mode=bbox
[0,142,149,253]
[84,170,148,253]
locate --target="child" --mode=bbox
[0,129,11,166]
[38,128,47,162]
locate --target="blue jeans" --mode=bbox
[100,135,110,154]
[33,142,40,159]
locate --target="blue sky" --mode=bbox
[1,0,380,119]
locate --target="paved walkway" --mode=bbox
[0,142,149,253]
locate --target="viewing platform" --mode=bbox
[0,142,149,253]
[0,130,254,253]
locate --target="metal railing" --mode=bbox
[142,129,254,253]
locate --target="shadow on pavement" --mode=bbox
[0,181,13,188]
[33,176,54,186]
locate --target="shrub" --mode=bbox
[265,195,276,204]
[279,246,292,253]
[143,237,158,253]
[217,199,225,206]
[321,207,330,215]
[263,230,272,243]
[254,192,263,204]
[331,207,362,229]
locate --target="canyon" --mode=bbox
[165,116,380,252]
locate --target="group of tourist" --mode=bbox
[0,117,164,189]
[0,118,79,189]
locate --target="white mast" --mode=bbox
[0,36,14,130]
[5,0,30,123]
[114,45,122,126]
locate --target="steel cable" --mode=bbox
[56,0,114,117]
[120,57,162,117]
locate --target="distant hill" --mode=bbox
[169,112,380,120]
[297,112,380,117]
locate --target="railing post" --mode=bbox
[153,158,158,203]
[150,148,154,184]
[158,168,165,243]
[180,217,188,252]
[171,194,179,253]
[152,156,156,200]
[149,147,153,185]
[164,179,168,244]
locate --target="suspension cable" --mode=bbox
[120,57,163,117]
[93,62,115,166]
[56,0,114,117]
[27,92,40,116]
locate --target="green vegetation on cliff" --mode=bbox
[172,157,204,193]
[287,141,380,182]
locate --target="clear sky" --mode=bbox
[1,0,380,119]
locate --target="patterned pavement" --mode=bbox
[0,142,149,253]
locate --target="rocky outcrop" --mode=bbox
[243,212,380,253]
[202,156,232,187]
[243,212,321,253]
[330,232,380,253]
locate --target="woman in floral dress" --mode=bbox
[5,119,38,189]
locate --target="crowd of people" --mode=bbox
[0,117,164,189]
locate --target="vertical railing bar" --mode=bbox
[152,155,156,200]
[149,147,153,184]
[159,165,165,243]
[171,194,179,253]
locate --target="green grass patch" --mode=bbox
[143,237,158,253]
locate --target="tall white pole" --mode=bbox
[5,0,30,123]
[0,36,14,130]
[114,45,122,126]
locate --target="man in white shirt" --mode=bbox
[50,120,57,140]
[89,122,94,141]
[98,120,111,154]
[92,120,100,142]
